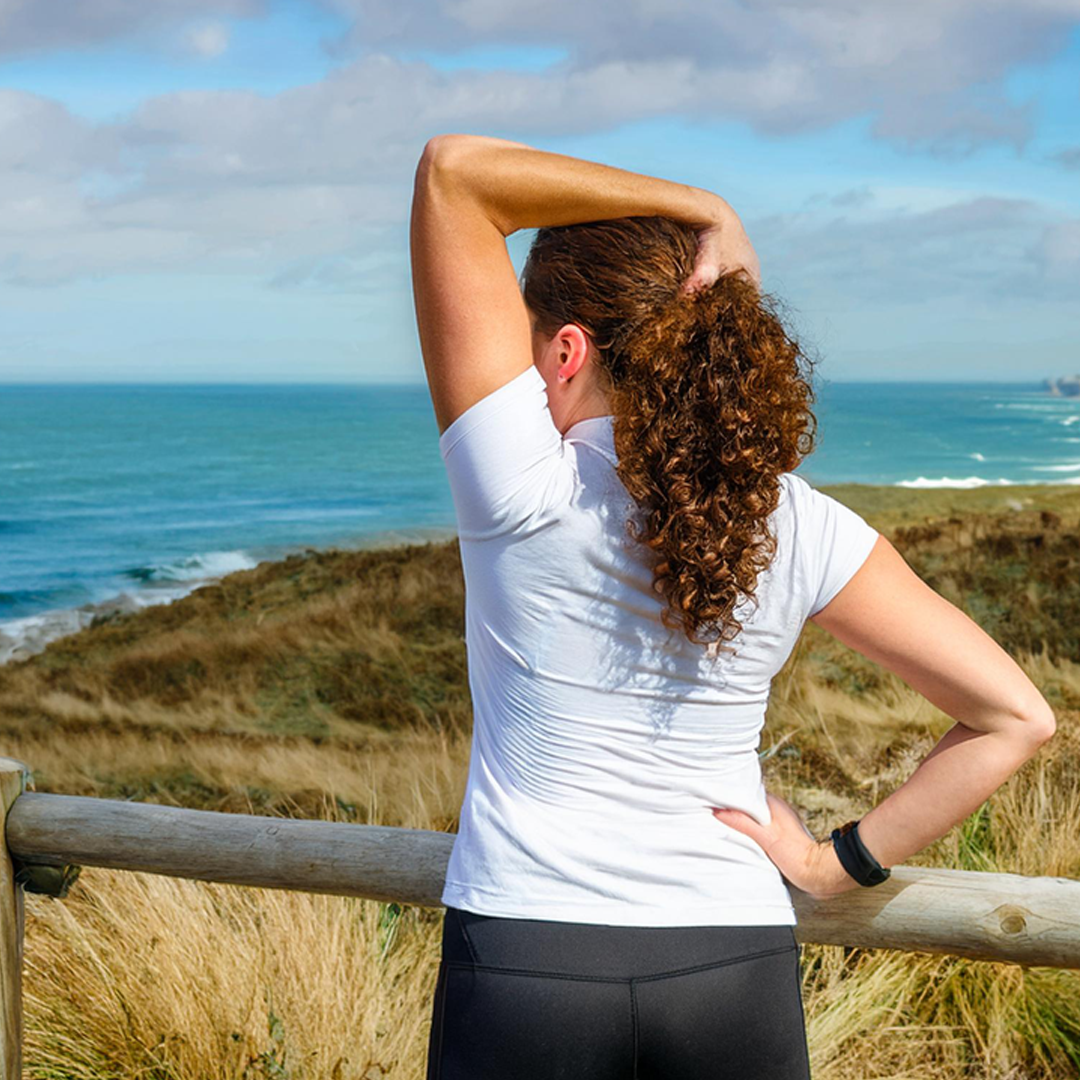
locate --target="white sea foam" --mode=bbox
[894,476,1017,489]
[895,473,1080,488]
[0,603,137,667]
[0,528,464,668]
[1,549,259,665]
[1032,463,1080,472]
[969,452,986,462]
[125,550,258,583]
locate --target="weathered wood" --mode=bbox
[792,866,1080,968]
[0,759,29,1080]
[6,791,451,907]
[5,787,1080,970]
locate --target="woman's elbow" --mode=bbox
[1011,703,1057,748]
[416,134,474,190]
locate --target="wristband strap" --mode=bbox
[831,819,891,887]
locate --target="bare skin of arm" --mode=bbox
[714,535,1057,898]
[410,132,758,435]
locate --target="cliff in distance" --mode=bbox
[1044,375,1080,396]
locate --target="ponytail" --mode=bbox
[522,218,819,659]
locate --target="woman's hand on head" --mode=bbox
[682,205,761,294]
[710,792,860,901]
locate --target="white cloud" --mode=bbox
[0,0,260,55]
[0,6,1077,302]
[1032,220,1080,280]
[754,194,1078,305]
[185,22,231,58]
[2,0,1076,150]
[320,0,1080,149]
[0,91,117,177]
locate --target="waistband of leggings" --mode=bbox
[440,905,797,980]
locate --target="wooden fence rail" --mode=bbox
[1,755,1079,1077]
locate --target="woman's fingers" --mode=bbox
[711,793,820,892]
[682,219,761,293]
[711,794,861,900]
[681,226,724,294]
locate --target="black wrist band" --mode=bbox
[830,819,891,887]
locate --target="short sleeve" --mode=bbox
[784,473,881,618]
[438,364,569,541]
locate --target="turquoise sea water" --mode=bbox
[2,379,1077,647]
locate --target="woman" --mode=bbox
[410,134,1056,1079]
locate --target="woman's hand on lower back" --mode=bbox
[710,792,860,901]
[681,203,761,294]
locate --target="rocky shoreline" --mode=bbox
[0,580,209,666]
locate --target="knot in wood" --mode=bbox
[998,905,1028,935]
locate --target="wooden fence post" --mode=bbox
[0,757,30,1080]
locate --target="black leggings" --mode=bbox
[425,905,812,1079]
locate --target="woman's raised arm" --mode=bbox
[409,133,754,434]
[417,133,733,238]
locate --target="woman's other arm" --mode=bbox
[410,133,755,435]
[807,536,1056,890]
[713,536,1057,898]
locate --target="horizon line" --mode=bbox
[0,378,1061,388]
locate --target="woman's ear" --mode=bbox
[555,323,591,382]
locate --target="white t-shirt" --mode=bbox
[437,363,880,927]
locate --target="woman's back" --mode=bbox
[415,131,1054,1080]
[440,363,880,926]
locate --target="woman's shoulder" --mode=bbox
[773,471,804,520]
[776,470,808,498]
[775,470,827,522]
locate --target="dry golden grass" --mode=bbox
[24,868,441,1080]
[4,486,1080,1078]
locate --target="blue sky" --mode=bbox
[0,0,1077,383]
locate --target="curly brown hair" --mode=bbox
[521,215,819,661]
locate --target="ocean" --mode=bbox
[2,378,1077,662]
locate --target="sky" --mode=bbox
[0,0,1077,384]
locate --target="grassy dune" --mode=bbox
[3,482,1080,1079]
